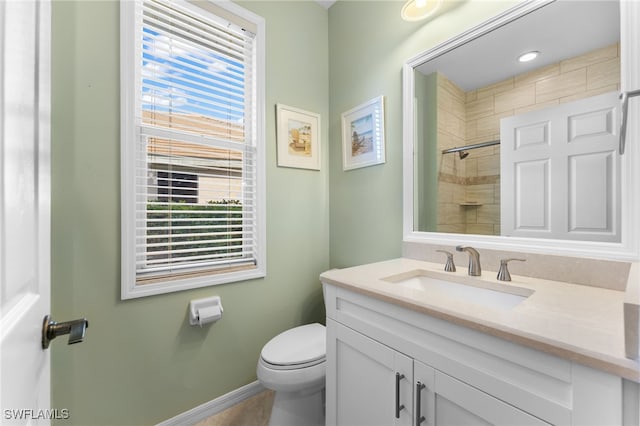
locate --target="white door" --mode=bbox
[414,360,435,426]
[500,91,620,242]
[325,319,413,426]
[0,0,52,423]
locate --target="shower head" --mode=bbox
[458,151,469,160]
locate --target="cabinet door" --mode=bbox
[414,361,436,426]
[430,370,551,426]
[326,319,413,426]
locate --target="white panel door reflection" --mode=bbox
[501,91,620,242]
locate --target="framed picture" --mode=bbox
[341,95,385,171]
[276,104,321,170]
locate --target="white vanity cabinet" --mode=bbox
[328,319,550,426]
[327,321,413,425]
[323,282,627,426]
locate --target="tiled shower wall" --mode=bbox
[435,43,620,235]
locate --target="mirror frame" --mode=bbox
[402,0,640,262]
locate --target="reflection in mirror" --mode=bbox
[413,0,621,242]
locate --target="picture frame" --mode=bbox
[341,95,385,171]
[276,104,321,170]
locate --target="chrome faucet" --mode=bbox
[456,245,481,276]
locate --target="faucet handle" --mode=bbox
[436,250,456,272]
[497,258,526,281]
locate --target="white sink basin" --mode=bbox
[382,270,534,310]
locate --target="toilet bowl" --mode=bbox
[257,323,326,426]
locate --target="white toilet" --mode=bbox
[257,323,326,426]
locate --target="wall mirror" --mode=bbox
[402,0,639,261]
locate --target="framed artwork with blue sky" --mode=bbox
[341,96,385,171]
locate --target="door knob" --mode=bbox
[42,315,89,349]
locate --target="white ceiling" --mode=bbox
[315,0,336,9]
[415,0,620,91]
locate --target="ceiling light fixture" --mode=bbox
[518,51,540,63]
[401,0,443,22]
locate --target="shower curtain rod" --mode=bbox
[441,139,500,155]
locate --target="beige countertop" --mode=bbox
[320,258,640,383]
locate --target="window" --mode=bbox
[121,0,265,299]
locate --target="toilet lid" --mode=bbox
[261,323,326,367]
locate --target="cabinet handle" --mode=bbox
[416,381,426,424]
[395,373,405,418]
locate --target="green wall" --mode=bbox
[51,1,328,424]
[50,0,519,424]
[327,0,515,268]
[415,71,438,232]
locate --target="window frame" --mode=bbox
[120,0,266,299]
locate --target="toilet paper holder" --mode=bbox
[189,296,224,327]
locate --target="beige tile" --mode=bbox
[195,390,275,426]
[465,184,495,204]
[437,224,466,234]
[454,184,466,204]
[438,181,461,204]
[476,111,512,139]
[465,90,477,103]
[441,154,465,178]
[456,155,467,178]
[439,87,466,121]
[466,223,495,235]
[465,120,477,141]
[560,43,619,74]
[515,99,559,115]
[535,68,586,103]
[437,84,454,109]
[560,84,619,104]
[475,115,498,139]
[587,57,620,91]
[476,154,500,176]
[438,202,464,225]
[437,131,455,150]
[466,96,494,121]
[438,172,459,185]
[440,109,466,139]
[464,157,478,178]
[439,73,466,103]
[477,78,514,99]
[477,204,500,224]
[494,84,536,114]
[439,153,455,175]
[465,207,477,224]
[514,63,559,87]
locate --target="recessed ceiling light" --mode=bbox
[518,51,540,63]
[401,0,443,22]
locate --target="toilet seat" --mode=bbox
[260,323,325,369]
[257,323,327,394]
[260,356,325,371]
[257,355,326,394]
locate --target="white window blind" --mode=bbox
[121,0,265,296]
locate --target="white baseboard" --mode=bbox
[157,381,266,426]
